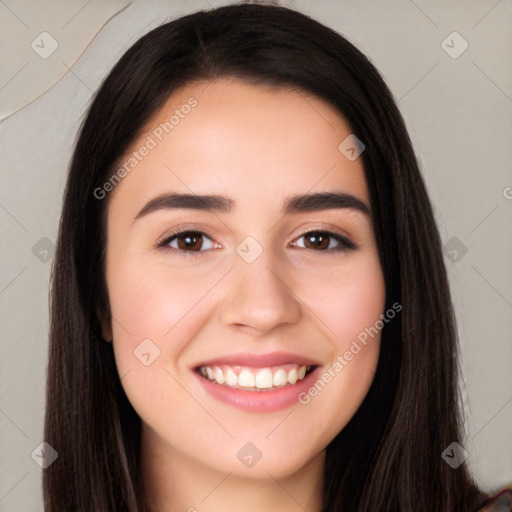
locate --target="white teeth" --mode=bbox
[287,367,297,385]
[198,364,310,390]
[225,367,238,386]
[213,366,225,385]
[272,368,287,387]
[255,368,273,389]
[238,369,255,387]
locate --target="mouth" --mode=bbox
[195,363,317,391]
[191,352,322,412]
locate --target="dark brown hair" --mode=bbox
[44,2,485,510]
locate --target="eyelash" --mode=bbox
[155,227,358,256]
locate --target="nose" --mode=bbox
[218,248,302,334]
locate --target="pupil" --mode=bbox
[307,233,328,249]
[179,233,201,250]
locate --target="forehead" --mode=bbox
[107,78,369,218]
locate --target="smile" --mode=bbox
[192,352,322,412]
[197,363,315,391]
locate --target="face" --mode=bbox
[101,78,386,482]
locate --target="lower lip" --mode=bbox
[193,366,322,413]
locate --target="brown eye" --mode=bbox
[303,232,330,250]
[294,230,357,252]
[160,230,215,253]
[176,232,203,251]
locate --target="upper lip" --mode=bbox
[193,351,321,369]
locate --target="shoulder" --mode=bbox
[473,487,512,512]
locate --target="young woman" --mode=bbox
[43,2,511,511]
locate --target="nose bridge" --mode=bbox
[219,240,302,332]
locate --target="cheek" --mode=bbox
[294,251,386,347]
[105,256,222,369]
[331,265,386,347]
[105,259,216,435]
[292,252,386,424]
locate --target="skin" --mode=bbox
[100,78,386,512]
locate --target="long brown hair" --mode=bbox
[44,2,484,510]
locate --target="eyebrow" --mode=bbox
[132,191,371,223]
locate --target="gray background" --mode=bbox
[1,0,511,510]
